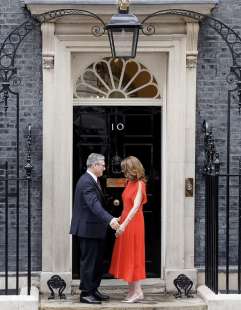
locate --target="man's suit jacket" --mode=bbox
[70,172,113,239]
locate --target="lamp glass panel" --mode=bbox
[112,28,135,57]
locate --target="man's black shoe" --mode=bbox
[80,294,101,304]
[93,289,110,301]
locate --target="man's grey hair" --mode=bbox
[86,153,105,168]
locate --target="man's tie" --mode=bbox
[97,179,102,191]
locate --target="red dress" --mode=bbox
[109,180,147,282]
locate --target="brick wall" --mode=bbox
[0,0,42,271]
[195,0,241,267]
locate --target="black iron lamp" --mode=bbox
[105,0,141,58]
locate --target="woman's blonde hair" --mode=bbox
[121,156,146,181]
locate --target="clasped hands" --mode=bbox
[109,217,125,237]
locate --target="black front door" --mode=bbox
[72,106,161,279]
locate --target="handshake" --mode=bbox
[110,217,125,237]
[109,217,120,230]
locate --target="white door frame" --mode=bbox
[40,27,198,292]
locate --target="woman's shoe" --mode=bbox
[123,290,134,301]
[121,292,144,303]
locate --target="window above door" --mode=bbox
[74,57,160,99]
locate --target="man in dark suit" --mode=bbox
[70,153,119,304]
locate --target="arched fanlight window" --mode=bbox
[74,57,160,99]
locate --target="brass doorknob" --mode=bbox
[113,199,120,206]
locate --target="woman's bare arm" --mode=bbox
[116,181,142,236]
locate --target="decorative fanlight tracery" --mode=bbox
[74,57,161,99]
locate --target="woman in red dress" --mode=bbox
[109,156,147,303]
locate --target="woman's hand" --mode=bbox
[115,224,125,237]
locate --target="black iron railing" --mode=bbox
[0,126,33,295]
[205,173,219,294]
[203,121,241,294]
[202,120,220,293]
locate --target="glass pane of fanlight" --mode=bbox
[95,61,112,90]
[110,58,123,88]
[122,60,139,89]
[129,85,159,98]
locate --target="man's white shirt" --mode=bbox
[87,169,98,183]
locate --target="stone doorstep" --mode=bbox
[71,279,166,295]
[39,292,207,310]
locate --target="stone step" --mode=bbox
[40,292,207,310]
[71,279,166,295]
